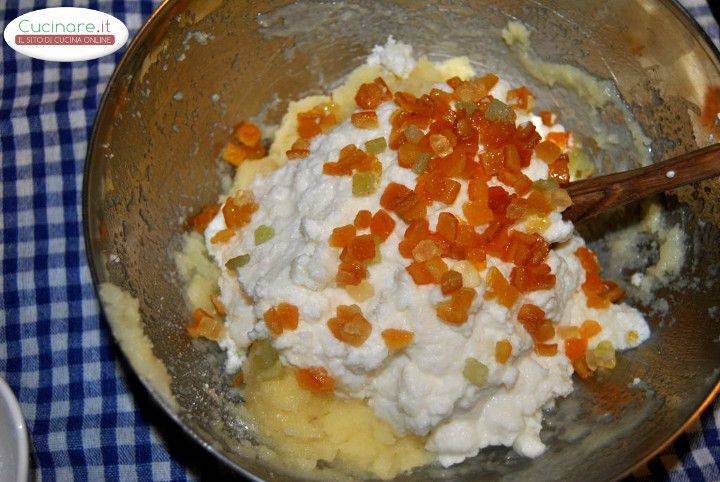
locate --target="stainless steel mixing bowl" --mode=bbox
[83,1,720,480]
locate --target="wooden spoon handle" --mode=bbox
[562,143,720,222]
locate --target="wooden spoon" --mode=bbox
[562,143,720,222]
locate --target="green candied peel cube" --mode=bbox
[352,171,379,197]
[484,98,516,123]
[455,101,477,116]
[251,339,283,381]
[586,340,616,370]
[463,357,489,387]
[254,225,275,245]
[411,152,432,174]
[404,124,423,143]
[364,137,387,155]
[225,254,250,271]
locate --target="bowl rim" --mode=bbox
[81,0,720,480]
[0,377,30,482]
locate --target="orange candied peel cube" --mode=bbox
[297,102,337,139]
[425,256,449,281]
[406,261,434,285]
[463,200,494,226]
[506,86,534,111]
[546,131,570,148]
[187,308,225,341]
[336,261,368,286]
[436,212,459,242]
[370,209,395,241]
[539,111,555,126]
[329,224,356,248]
[381,329,414,350]
[234,121,262,147]
[440,270,463,295]
[351,110,379,129]
[355,78,391,109]
[296,366,335,393]
[354,210,372,229]
[210,228,234,244]
[579,319,602,339]
[436,287,476,325]
[222,193,258,230]
[564,337,588,362]
[534,140,562,164]
[484,267,519,308]
[346,234,377,261]
[535,343,558,357]
[264,302,300,336]
[327,304,372,346]
[187,203,220,233]
[495,339,513,364]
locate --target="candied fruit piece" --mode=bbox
[187,309,225,341]
[626,330,639,344]
[286,148,310,159]
[440,270,463,295]
[355,82,383,109]
[296,366,335,393]
[586,341,616,369]
[297,103,337,139]
[234,121,262,147]
[222,194,258,230]
[575,247,600,274]
[347,234,377,261]
[264,302,300,336]
[546,131,570,148]
[406,261,434,285]
[497,169,532,195]
[463,358,489,386]
[564,337,588,362]
[354,210,372,229]
[365,137,387,155]
[429,134,453,157]
[453,260,481,288]
[463,201,494,226]
[485,267,519,308]
[510,264,556,293]
[558,325,581,339]
[484,98,516,123]
[535,140,562,164]
[405,124,424,143]
[398,143,423,168]
[329,225,356,248]
[539,111,555,126]
[506,86,534,111]
[345,279,374,301]
[225,254,250,271]
[222,143,248,167]
[254,225,274,245]
[425,256,449,282]
[412,239,441,262]
[380,182,413,210]
[411,153,432,174]
[336,261,368,286]
[436,212,459,242]
[535,343,558,357]
[496,339,513,364]
[381,329,414,350]
[579,320,602,339]
[370,209,395,241]
[351,110,379,129]
[188,204,220,233]
[352,171,379,196]
[549,154,570,186]
[231,370,244,387]
[211,229,235,244]
[327,304,372,346]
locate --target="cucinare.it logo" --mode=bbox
[3,7,129,62]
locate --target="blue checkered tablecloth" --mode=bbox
[1,1,719,480]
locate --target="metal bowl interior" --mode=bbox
[84,1,720,480]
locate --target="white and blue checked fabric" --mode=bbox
[0,1,718,480]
